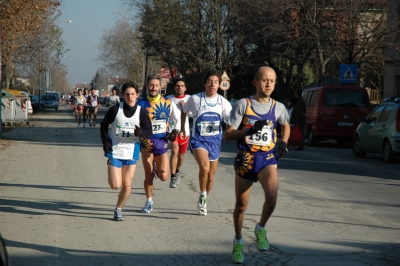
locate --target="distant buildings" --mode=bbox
[106,76,128,96]
[74,83,90,90]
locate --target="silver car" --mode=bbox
[353,98,400,163]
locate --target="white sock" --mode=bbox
[256,223,265,230]
[200,191,207,197]
[116,207,121,212]
[147,197,152,203]
[234,236,243,244]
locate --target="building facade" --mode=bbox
[384,0,400,98]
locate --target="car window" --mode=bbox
[378,105,394,123]
[42,95,57,100]
[308,90,320,107]
[303,91,310,105]
[368,105,385,123]
[323,88,369,107]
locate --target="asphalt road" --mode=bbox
[0,104,399,266]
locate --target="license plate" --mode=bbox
[337,122,354,126]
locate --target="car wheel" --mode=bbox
[383,140,397,163]
[308,129,319,147]
[353,136,366,158]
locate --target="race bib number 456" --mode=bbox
[245,126,272,146]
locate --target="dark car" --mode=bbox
[99,97,107,105]
[29,95,40,110]
[303,86,372,146]
[40,93,59,110]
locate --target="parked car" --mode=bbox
[302,86,372,146]
[0,233,10,266]
[40,93,59,110]
[353,97,400,163]
[29,95,40,110]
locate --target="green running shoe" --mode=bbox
[232,239,244,264]
[254,226,269,251]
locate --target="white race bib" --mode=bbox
[115,125,137,140]
[245,125,272,146]
[200,121,220,136]
[152,120,166,134]
[91,101,98,107]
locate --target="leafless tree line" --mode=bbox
[97,0,399,98]
[0,0,69,94]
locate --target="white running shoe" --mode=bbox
[169,176,180,188]
[141,201,153,213]
[197,195,207,215]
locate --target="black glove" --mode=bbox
[103,142,113,152]
[246,120,267,135]
[165,129,179,141]
[277,141,288,158]
[134,125,142,136]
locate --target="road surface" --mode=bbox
[0,104,399,265]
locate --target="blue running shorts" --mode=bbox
[107,158,137,168]
[233,150,278,182]
[140,137,169,155]
[190,138,221,161]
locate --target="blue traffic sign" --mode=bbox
[340,64,358,83]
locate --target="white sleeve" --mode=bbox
[183,94,199,117]
[222,98,233,123]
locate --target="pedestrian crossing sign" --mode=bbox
[340,64,358,83]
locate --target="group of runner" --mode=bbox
[72,88,100,128]
[99,66,290,264]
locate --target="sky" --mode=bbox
[58,0,126,86]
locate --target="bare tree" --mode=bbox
[124,0,397,98]
[0,0,62,89]
[127,0,244,92]
[98,17,144,83]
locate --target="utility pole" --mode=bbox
[39,56,42,110]
[142,49,148,98]
[0,27,2,135]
